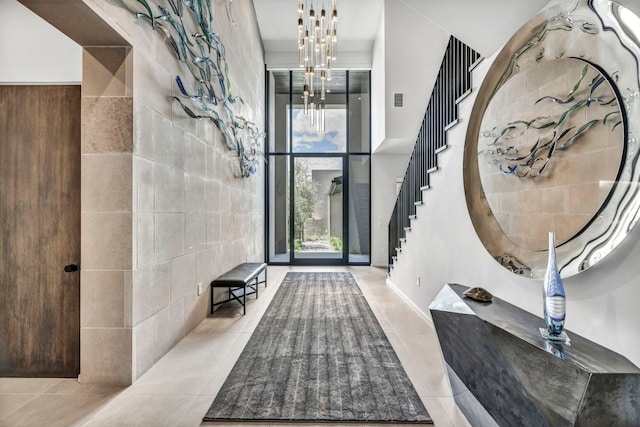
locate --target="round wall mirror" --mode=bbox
[464,0,640,279]
[478,58,624,251]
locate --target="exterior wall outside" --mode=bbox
[388,54,640,368]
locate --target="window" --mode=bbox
[267,70,371,265]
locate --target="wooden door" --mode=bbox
[0,85,81,377]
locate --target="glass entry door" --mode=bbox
[267,69,371,265]
[293,157,344,262]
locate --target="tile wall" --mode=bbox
[79,0,265,384]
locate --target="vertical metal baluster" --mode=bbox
[388,37,480,269]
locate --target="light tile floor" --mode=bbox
[0,266,470,427]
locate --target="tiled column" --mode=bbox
[80,46,134,385]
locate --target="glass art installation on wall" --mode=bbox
[464,0,640,279]
[479,61,621,180]
[478,58,624,252]
[121,0,264,178]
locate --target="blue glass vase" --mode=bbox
[543,231,566,339]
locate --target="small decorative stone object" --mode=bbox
[540,231,569,343]
[463,287,493,302]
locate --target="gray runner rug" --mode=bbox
[203,271,432,423]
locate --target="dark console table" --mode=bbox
[429,283,640,426]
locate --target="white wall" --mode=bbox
[399,0,548,58]
[388,54,640,368]
[370,6,385,153]
[381,0,449,151]
[370,0,450,265]
[0,0,81,84]
[370,153,410,267]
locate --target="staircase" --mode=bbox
[388,37,482,271]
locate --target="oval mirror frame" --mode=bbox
[464,0,640,279]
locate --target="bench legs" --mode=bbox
[210,268,267,315]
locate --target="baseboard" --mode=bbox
[371,263,388,269]
[385,277,434,328]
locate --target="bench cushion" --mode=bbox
[211,262,266,287]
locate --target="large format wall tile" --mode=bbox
[133,100,154,159]
[82,97,133,154]
[136,213,155,268]
[155,213,185,262]
[207,213,222,247]
[80,270,126,328]
[81,153,132,212]
[196,248,215,290]
[170,253,197,303]
[206,180,222,213]
[80,328,132,385]
[185,173,206,214]
[154,165,185,213]
[132,261,171,325]
[135,157,155,212]
[133,318,155,379]
[81,212,132,270]
[186,213,207,253]
[133,50,172,119]
[184,134,207,178]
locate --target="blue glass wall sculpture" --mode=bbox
[124,0,264,177]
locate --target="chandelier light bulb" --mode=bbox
[303,84,309,114]
[309,5,315,40]
[297,0,336,130]
[310,102,315,125]
[331,32,337,60]
[315,103,322,132]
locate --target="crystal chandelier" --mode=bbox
[297,0,337,131]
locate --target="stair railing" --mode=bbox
[388,36,481,270]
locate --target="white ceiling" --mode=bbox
[253,0,550,67]
[399,0,550,57]
[253,0,384,68]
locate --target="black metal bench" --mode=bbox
[210,262,267,315]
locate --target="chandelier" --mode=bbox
[297,0,337,131]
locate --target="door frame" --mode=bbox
[265,70,372,266]
[289,153,349,265]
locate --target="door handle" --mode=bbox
[64,264,79,273]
